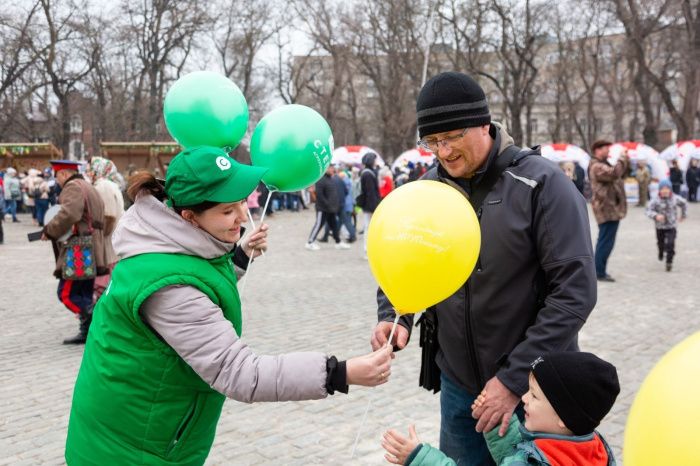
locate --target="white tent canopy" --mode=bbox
[540,143,590,171]
[331,145,385,167]
[609,142,668,180]
[391,147,435,171]
[659,140,700,172]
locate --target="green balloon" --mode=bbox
[163,71,248,149]
[250,105,334,192]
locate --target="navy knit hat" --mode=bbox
[416,72,491,138]
[531,352,620,436]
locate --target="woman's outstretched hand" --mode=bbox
[346,345,393,387]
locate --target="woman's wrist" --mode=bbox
[325,356,348,395]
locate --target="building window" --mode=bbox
[70,115,82,134]
[72,140,83,160]
[529,118,538,134]
[366,79,378,98]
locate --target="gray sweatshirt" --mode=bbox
[112,194,329,402]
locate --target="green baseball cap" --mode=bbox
[165,146,268,206]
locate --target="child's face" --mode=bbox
[659,186,672,198]
[521,373,572,435]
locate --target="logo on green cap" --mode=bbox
[216,156,232,171]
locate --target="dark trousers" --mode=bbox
[595,220,620,278]
[35,199,50,226]
[689,185,698,202]
[322,210,356,241]
[57,279,95,315]
[440,374,524,466]
[308,211,340,243]
[656,228,677,264]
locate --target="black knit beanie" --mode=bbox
[531,352,620,436]
[416,72,491,138]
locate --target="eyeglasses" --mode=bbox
[417,127,470,153]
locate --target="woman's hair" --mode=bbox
[127,171,166,202]
[126,170,219,214]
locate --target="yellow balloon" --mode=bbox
[624,331,700,465]
[367,180,480,314]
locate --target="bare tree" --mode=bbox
[348,0,428,159]
[30,0,99,155]
[213,0,278,116]
[550,1,612,150]
[435,0,490,74]
[123,0,211,139]
[613,0,699,143]
[273,29,320,105]
[476,0,551,146]
[0,2,43,99]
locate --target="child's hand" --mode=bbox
[471,389,487,411]
[382,425,420,465]
[655,214,665,222]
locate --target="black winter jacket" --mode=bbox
[359,168,380,212]
[314,174,339,213]
[377,124,597,396]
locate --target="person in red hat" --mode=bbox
[42,160,109,344]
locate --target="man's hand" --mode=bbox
[382,425,420,465]
[371,321,409,351]
[655,214,665,222]
[471,376,519,436]
[240,223,268,259]
[41,233,49,241]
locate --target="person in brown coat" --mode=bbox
[588,141,629,282]
[635,160,651,207]
[42,160,108,344]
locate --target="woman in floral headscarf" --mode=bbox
[86,156,125,299]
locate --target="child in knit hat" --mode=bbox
[382,352,620,466]
[646,178,687,272]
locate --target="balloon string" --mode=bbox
[387,314,400,349]
[350,397,372,459]
[246,209,265,257]
[238,191,274,301]
[350,313,400,459]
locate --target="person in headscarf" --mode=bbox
[86,156,125,300]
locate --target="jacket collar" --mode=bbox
[63,173,85,186]
[519,424,615,466]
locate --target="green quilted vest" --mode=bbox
[65,252,241,466]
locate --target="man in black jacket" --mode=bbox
[306,166,350,250]
[357,153,380,253]
[686,158,700,202]
[370,72,596,465]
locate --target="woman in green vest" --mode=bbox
[65,146,393,465]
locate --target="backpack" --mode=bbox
[355,168,376,207]
[9,180,21,200]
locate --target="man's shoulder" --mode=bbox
[505,148,566,184]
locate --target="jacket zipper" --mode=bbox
[465,278,484,389]
[167,400,197,456]
[465,207,485,388]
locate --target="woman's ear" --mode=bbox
[180,209,198,227]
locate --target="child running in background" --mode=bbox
[646,178,688,272]
[382,352,620,466]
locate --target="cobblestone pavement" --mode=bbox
[1,202,699,465]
